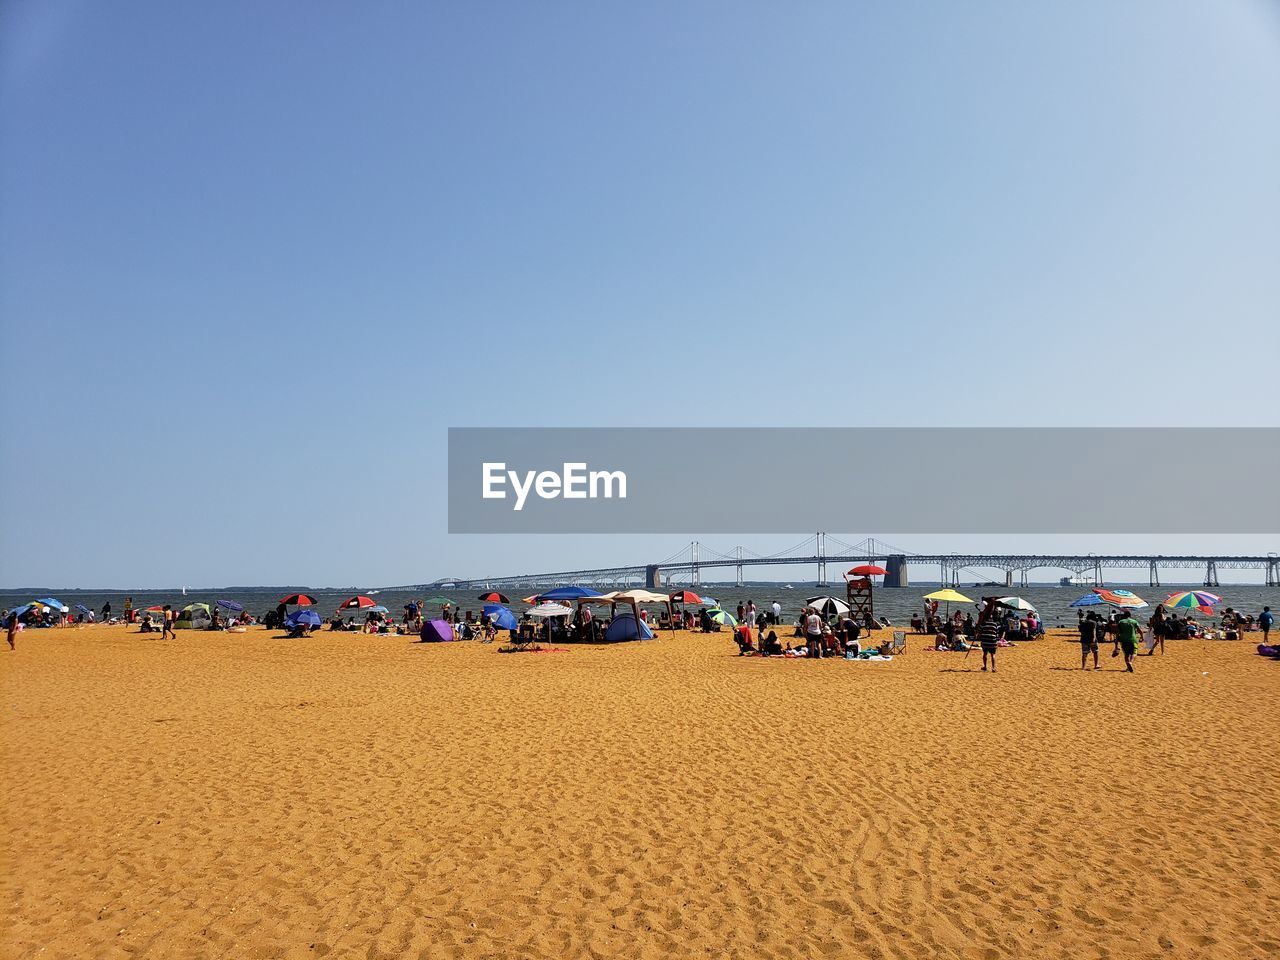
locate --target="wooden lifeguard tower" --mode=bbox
[845,564,888,626]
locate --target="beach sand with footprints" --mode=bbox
[2,625,1277,959]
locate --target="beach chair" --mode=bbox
[891,631,907,655]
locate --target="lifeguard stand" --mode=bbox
[846,576,874,623]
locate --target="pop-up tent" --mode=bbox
[420,618,455,643]
[176,603,212,629]
[605,613,655,642]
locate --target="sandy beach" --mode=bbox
[2,625,1277,959]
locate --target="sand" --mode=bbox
[2,624,1277,959]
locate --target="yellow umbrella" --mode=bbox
[924,589,973,603]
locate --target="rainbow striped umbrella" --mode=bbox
[1165,590,1221,614]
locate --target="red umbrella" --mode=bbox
[847,565,888,577]
[669,590,703,604]
[338,595,377,610]
[478,591,510,603]
[279,593,316,606]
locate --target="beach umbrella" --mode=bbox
[537,585,603,601]
[847,565,888,577]
[425,596,453,605]
[669,590,703,604]
[995,597,1037,612]
[73,603,92,615]
[368,605,389,614]
[284,609,322,629]
[528,602,573,617]
[699,596,718,608]
[1070,593,1107,608]
[279,593,316,606]
[1165,590,1221,615]
[337,595,377,611]
[144,605,165,614]
[9,603,37,619]
[707,608,738,627]
[477,591,510,603]
[806,595,850,617]
[216,599,244,612]
[36,597,67,611]
[924,589,973,604]
[1094,589,1148,609]
[482,604,518,631]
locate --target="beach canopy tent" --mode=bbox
[279,593,316,606]
[284,609,323,629]
[420,618,455,643]
[613,589,675,628]
[176,603,212,629]
[806,595,850,618]
[482,604,519,631]
[605,613,655,642]
[338,595,377,611]
[538,585,603,601]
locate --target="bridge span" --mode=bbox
[410,537,1280,592]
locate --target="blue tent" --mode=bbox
[483,604,518,631]
[538,585,603,601]
[285,609,322,628]
[605,613,655,642]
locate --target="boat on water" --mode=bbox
[1059,575,1094,586]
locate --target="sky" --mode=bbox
[1,1,1277,588]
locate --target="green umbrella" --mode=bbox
[707,608,738,627]
[425,596,453,605]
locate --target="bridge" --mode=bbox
[410,536,1280,591]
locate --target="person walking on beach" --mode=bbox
[1115,610,1144,673]
[1260,606,1274,644]
[101,601,111,621]
[977,604,1001,672]
[1079,612,1100,669]
[5,608,17,651]
[162,605,176,641]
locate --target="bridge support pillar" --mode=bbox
[815,532,828,587]
[1268,559,1279,587]
[1204,560,1219,588]
[1005,569,1014,588]
[1149,560,1160,588]
[885,555,909,588]
[1093,560,1104,587]
[1020,569,1029,588]
[645,565,662,590]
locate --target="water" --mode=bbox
[4,582,1277,629]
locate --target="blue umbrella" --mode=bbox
[368,605,389,614]
[482,604,518,631]
[700,596,718,608]
[9,603,36,619]
[284,609,322,628]
[537,586,603,601]
[73,604,92,615]
[36,597,66,611]
[1070,593,1107,608]
[216,599,244,612]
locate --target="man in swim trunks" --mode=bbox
[1115,611,1144,673]
[1079,612,1100,669]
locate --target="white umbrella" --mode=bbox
[806,595,850,617]
[528,602,573,618]
[996,596,1037,612]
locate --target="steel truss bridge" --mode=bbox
[411,536,1280,591]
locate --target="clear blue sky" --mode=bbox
[1,1,1277,587]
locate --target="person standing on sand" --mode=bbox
[1079,612,1100,670]
[1259,606,1273,644]
[5,609,17,650]
[804,607,824,659]
[102,601,111,621]
[1115,610,1144,673]
[977,603,1001,672]
[162,605,176,641]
